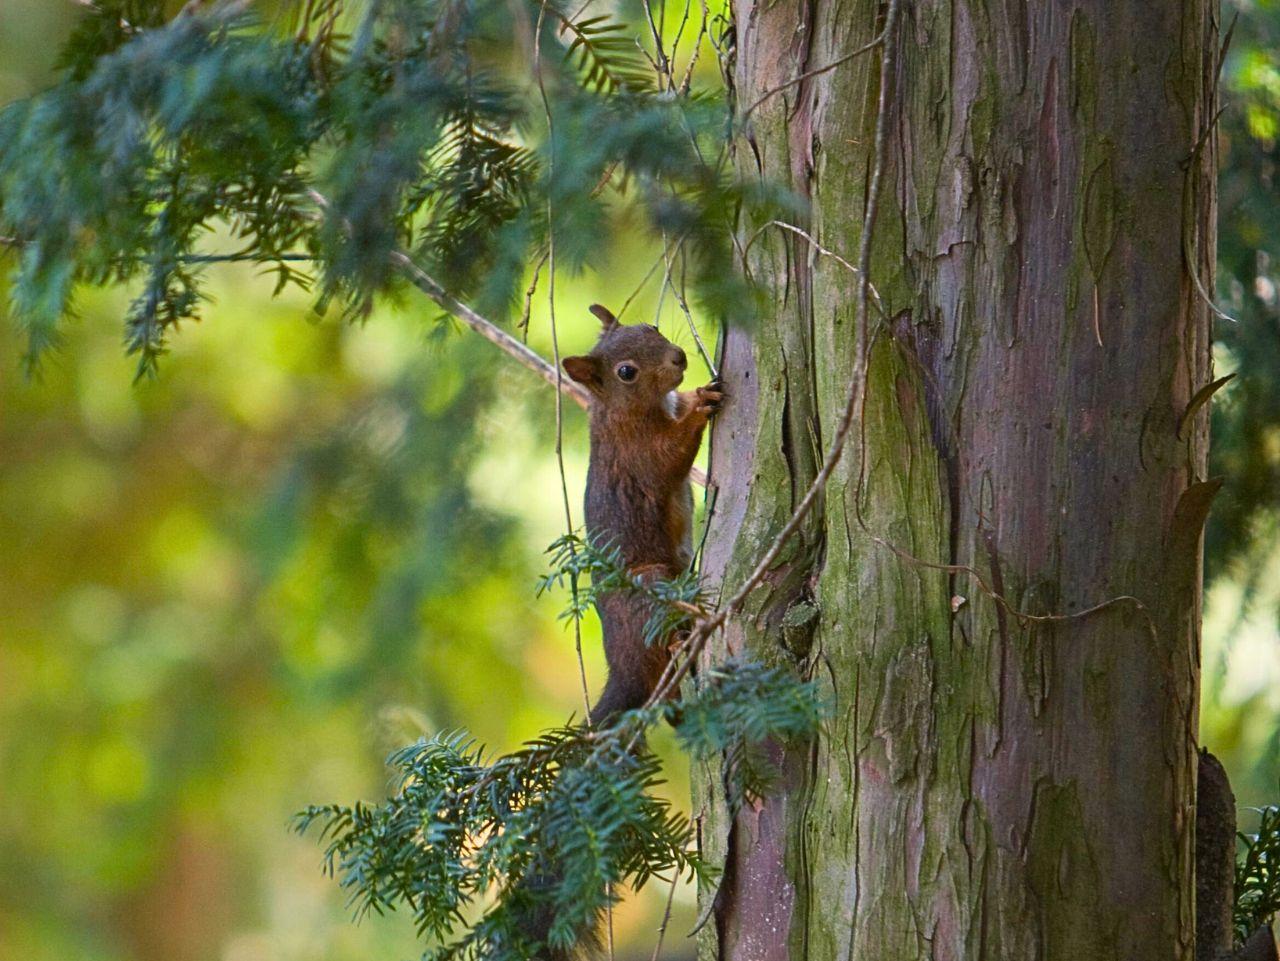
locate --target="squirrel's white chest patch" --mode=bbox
[663,391,679,418]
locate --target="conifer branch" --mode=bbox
[389,248,593,411]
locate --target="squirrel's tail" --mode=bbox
[509,871,603,961]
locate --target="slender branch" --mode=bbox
[395,249,708,486]
[537,0,596,728]
[661,231,716,375]
[307,200,586,416]
[518,248,550,339]
[649,871,681,961]
[318,192,712,485]
[9,222,603,435]
[742,219,884,315]
[184,252,314,263]
[617,241,676,320]
[738,31,885,123]
[388,250,593,409]
[677,0,710,96]
[642,0,673,89]
[1181,182,1236,325]
[0,237,314,267]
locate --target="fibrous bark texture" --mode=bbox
[698,2,1219,960]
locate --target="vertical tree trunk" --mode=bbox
[698,2,1218,959]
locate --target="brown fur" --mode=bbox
[563,304,723,725]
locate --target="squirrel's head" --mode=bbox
[563,304,688,410]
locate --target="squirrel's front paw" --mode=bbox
[696,380,726,415]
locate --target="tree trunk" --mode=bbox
[697,2,1219,960]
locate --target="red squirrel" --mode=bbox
[562,304,724,725]
[516,306,721,959]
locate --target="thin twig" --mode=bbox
[660,230,716,375]
[678,0,710,96]
[642,0,673,89]
[388,251,592,408]
[0,235,314,267]
[860,516,1160,649]
[519,248,551,339]
[606,891,617,961]
[536,0,595,725]
[649,871,681,961]
[618,236,681,319]
[517,148,616,340]
[742,219,884,315]
[668,0,694,81]
[1179,20,1235,325]
[294,0,316,41]
[1187,104,1226,164]
[1216,10,1240,97]
[739,31,885,123]
[1182,205,1236,324]
[1088,283,1103,347]
[184,252,314,263]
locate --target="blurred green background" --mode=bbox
[2,2,1279,960]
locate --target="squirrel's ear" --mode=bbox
[563,355,600,386]
[588,304,618,330]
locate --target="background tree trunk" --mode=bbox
[697,2,1219,959]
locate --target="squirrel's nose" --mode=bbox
[672,348,687,369]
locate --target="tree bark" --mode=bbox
[697,2,1219,960]
[1198,750,1237,961]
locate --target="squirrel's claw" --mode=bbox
[695,381,726,415]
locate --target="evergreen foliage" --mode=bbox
[0,0,777,378]
[538,532,706,650]
[1235,800,1280,941]
[0,2,818,956]
[296,639,823,959]
[288,511,824,959]
[295,726,707,960]
[673,657,825,810]
[295,532,823,958]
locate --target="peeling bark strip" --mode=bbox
[1197,751,1236,961]
[699,1,1217,960]
[1234,926,1280,961]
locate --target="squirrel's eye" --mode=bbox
[616,363,639,383]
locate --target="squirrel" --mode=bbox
[562,303,724,726]
[511,305,722,961]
